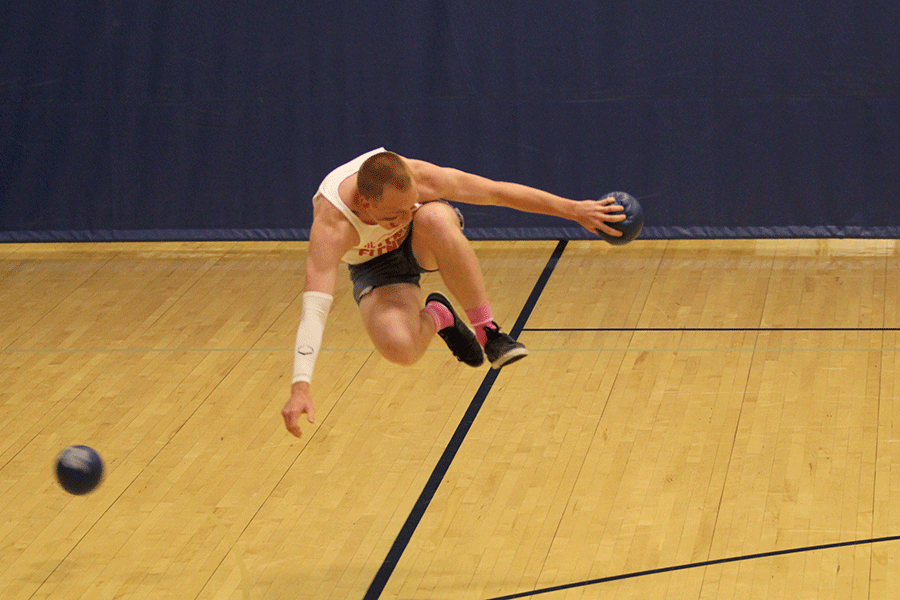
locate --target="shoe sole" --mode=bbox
[489,346,529,369]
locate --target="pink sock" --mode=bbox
[424,301,454,331]
[466,303,494,346]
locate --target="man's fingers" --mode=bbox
[283,415,302,437]
[598,196,624,209]
[597,223,624,237]
[282,404,304,437]
[594,198,625,222]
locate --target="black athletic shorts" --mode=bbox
[348,203,463,304]
[348,228,431,303]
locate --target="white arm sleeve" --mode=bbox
[292,291,334,384]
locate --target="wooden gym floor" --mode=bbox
[1,238,899,599]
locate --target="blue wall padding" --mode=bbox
[2,1,899,241]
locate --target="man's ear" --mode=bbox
[357,196,371,209]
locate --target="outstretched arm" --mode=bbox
[408,160,626,237]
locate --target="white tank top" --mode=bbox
[313,148,412,265]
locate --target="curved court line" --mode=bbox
[485,534,900,600]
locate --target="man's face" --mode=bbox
[368,183,419,229]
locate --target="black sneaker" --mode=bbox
[482,322,529,369]
[426,292,484,367]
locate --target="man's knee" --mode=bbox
[414,201,463,232]
[375,330,424,366]
[363,299,428,366]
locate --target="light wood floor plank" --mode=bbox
[1,238,898,599]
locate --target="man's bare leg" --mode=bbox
[411,202,528,368]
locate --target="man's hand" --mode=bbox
[282,381,316,438]
[574,196,626,237]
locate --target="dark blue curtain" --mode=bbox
[2,0,899,241]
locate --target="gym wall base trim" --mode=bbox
[3,226,899,244]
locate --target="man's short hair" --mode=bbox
[357,151,412,201]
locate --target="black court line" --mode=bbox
[524,327,900,332]
[486,534,900,600]
[362,240,569,600]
